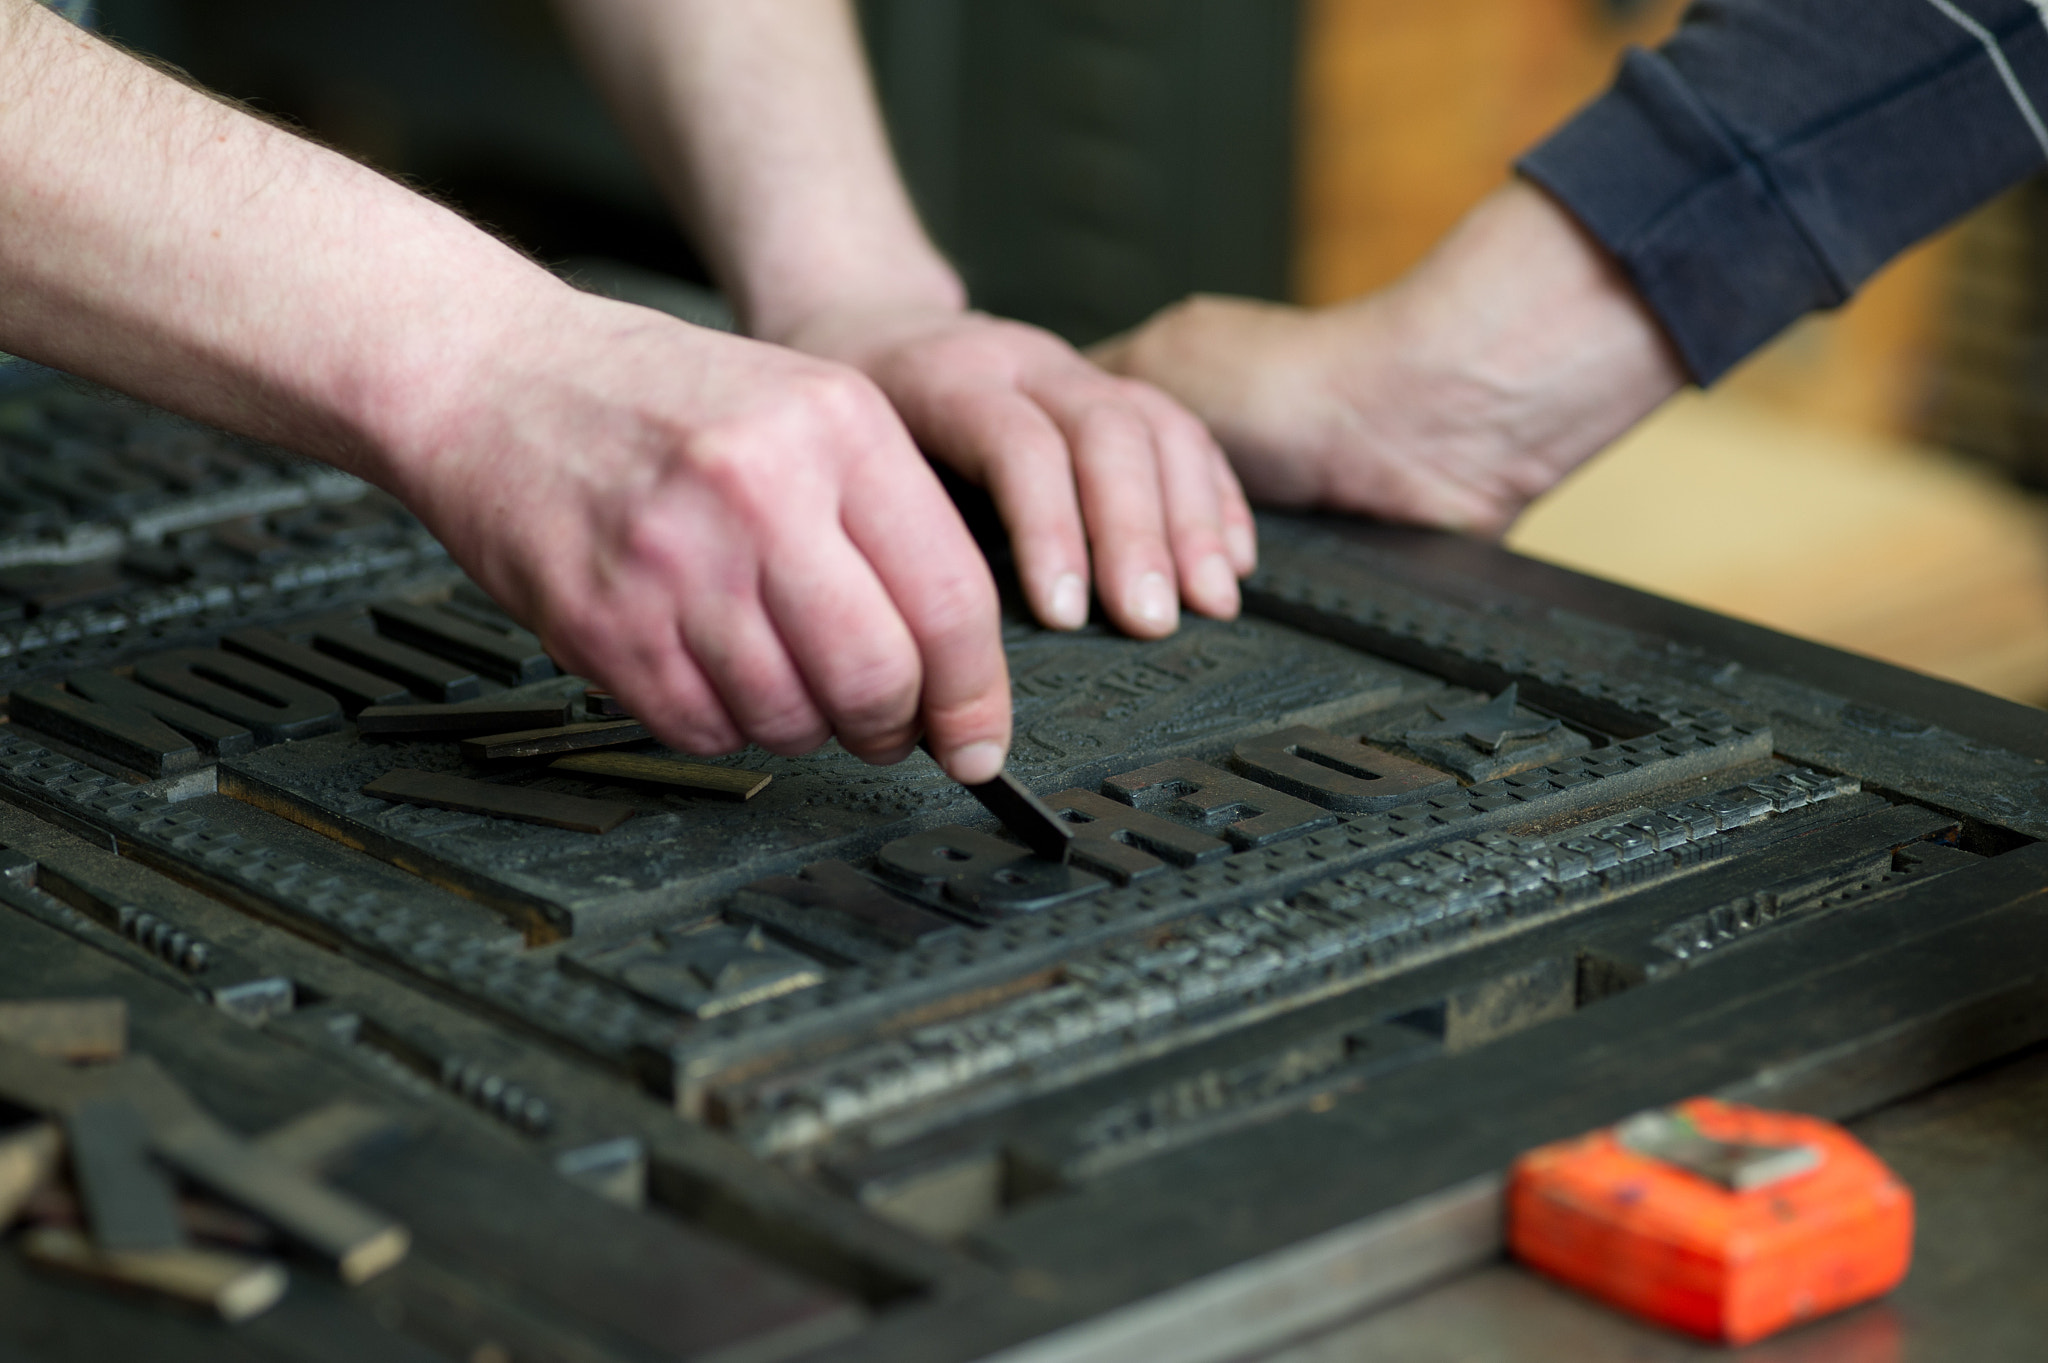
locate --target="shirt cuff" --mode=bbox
[1516,47,1846,385]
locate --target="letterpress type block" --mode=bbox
[731,861,961,962]
[549,751,770,800]
[459,720,651,762]
[356,700,573,740]
[1104,758,1337,848]
[1231,726,1457,813]
[368,600,555,685]
[219,627,410,714]
[130,649,343,744]
[877,827,1103,915]
[308,616,482,703]
[362,769,636,834]
[1040,788,1230,882]
[569,923,824,1017]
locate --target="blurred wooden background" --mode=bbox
[1292,0,2048,705]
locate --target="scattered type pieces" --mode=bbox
[0,998,127,1063]
[0,1121,61,1227]
[960,771,1075,863]
[21,1226,288,1323]
[152,1118,410,1286]
[363,769,636,835]
[66,1098,184,1252]
[550,751,770,801]
[356,700,573,740]
[459,719,651,763]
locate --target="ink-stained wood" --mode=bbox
[581,688,629,717]
[459,719,650,762]
[62,669,255,757]
[1232,725,1458,813]
[130,650,343,745]
[367,601,554,686]
[219,628,409,715]
[0,998,126,1063]
[19,1228,287,1322]
[1105,757,1338,848]
[250,1103,405,1178]
[356,700,572,740]
[361,769,636,835]
[307,617,482,704]
[549,749,770,799]
[65,1098,184,1252]
[1041,787,1232,883]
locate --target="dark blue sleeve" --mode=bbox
[1517,0,2048,383]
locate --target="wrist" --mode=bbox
[741,252,966,352]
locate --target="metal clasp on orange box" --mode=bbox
[1507,1097,1913,1344]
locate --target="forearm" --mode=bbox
[0,0,553,485]
[557,0,961,341]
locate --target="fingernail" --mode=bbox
[1225,522,1257,570]
[947,740,1007,785]
[1127,571,1177,631]
[1194,554,1239,614]
[1049,573,1088,629]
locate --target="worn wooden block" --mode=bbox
[582,688,629,718]
[131,649,343,745]
[0,1120,61,1228]
[460,719,650,762]
[362,769,636,835]
[549,751,769,800]
[368,601,555,686]
[152,1118,409,1285]
[20,1226,287,1322]
[67,1097,184,1252]
[0,998,126,1062]
[357,701,572,741]
[308,616,482,703]
[252,1101,406,1177]
[219,627,410,715]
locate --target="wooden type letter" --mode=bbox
[1231,725,1457,813]
[1041,788,1231,883]
[363,768,637,834]
[6,679,201,777]
[0,1121,61,1227]
[1103,758,1338,848]
[357,700,573,740]
[368,600,555,685]
[0,998,126,1062]
[460,719,651,763]
[731,861,960,963]
[549,750,770,800]
[219,626,410,715]
[21,1227,287,1322]
[66,1097,184,1251]
[62,668,256,757]
[131,649,343,744]
[308,615,482,703]
[876,827,1103,915]
[583,688,629,717]
[571,923,825,1017]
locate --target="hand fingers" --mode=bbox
[1123,382,1244,620]
[838,439,1011,784]
[918,385,1092,630]
[1210,438,1259,574]
[757,523,925,765]
[540,595,745,757]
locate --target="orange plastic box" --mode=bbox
[1507,1098,1913,1344]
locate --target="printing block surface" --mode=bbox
[2,380,2047,1361]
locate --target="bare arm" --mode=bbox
[0,0,1012,781]
[558,0,1258,638]
[1095,180,1688,534]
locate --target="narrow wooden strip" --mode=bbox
[356,700,572,740]
[460,720,651,762]
[68,1097,184,1252]
[153,1118,409,1285]
[253,1101,406,1177]
[0,1121,61,1228]
[369,601,554,685]
[0,997,126,1062]
[21,1226,288,1322]
[550,751,770,801]
[582,688,630,718]
[363,769,636,835]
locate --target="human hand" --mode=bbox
[375,285,1012,783]
[777,305,1257,638]
[1092,180,1688,536]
